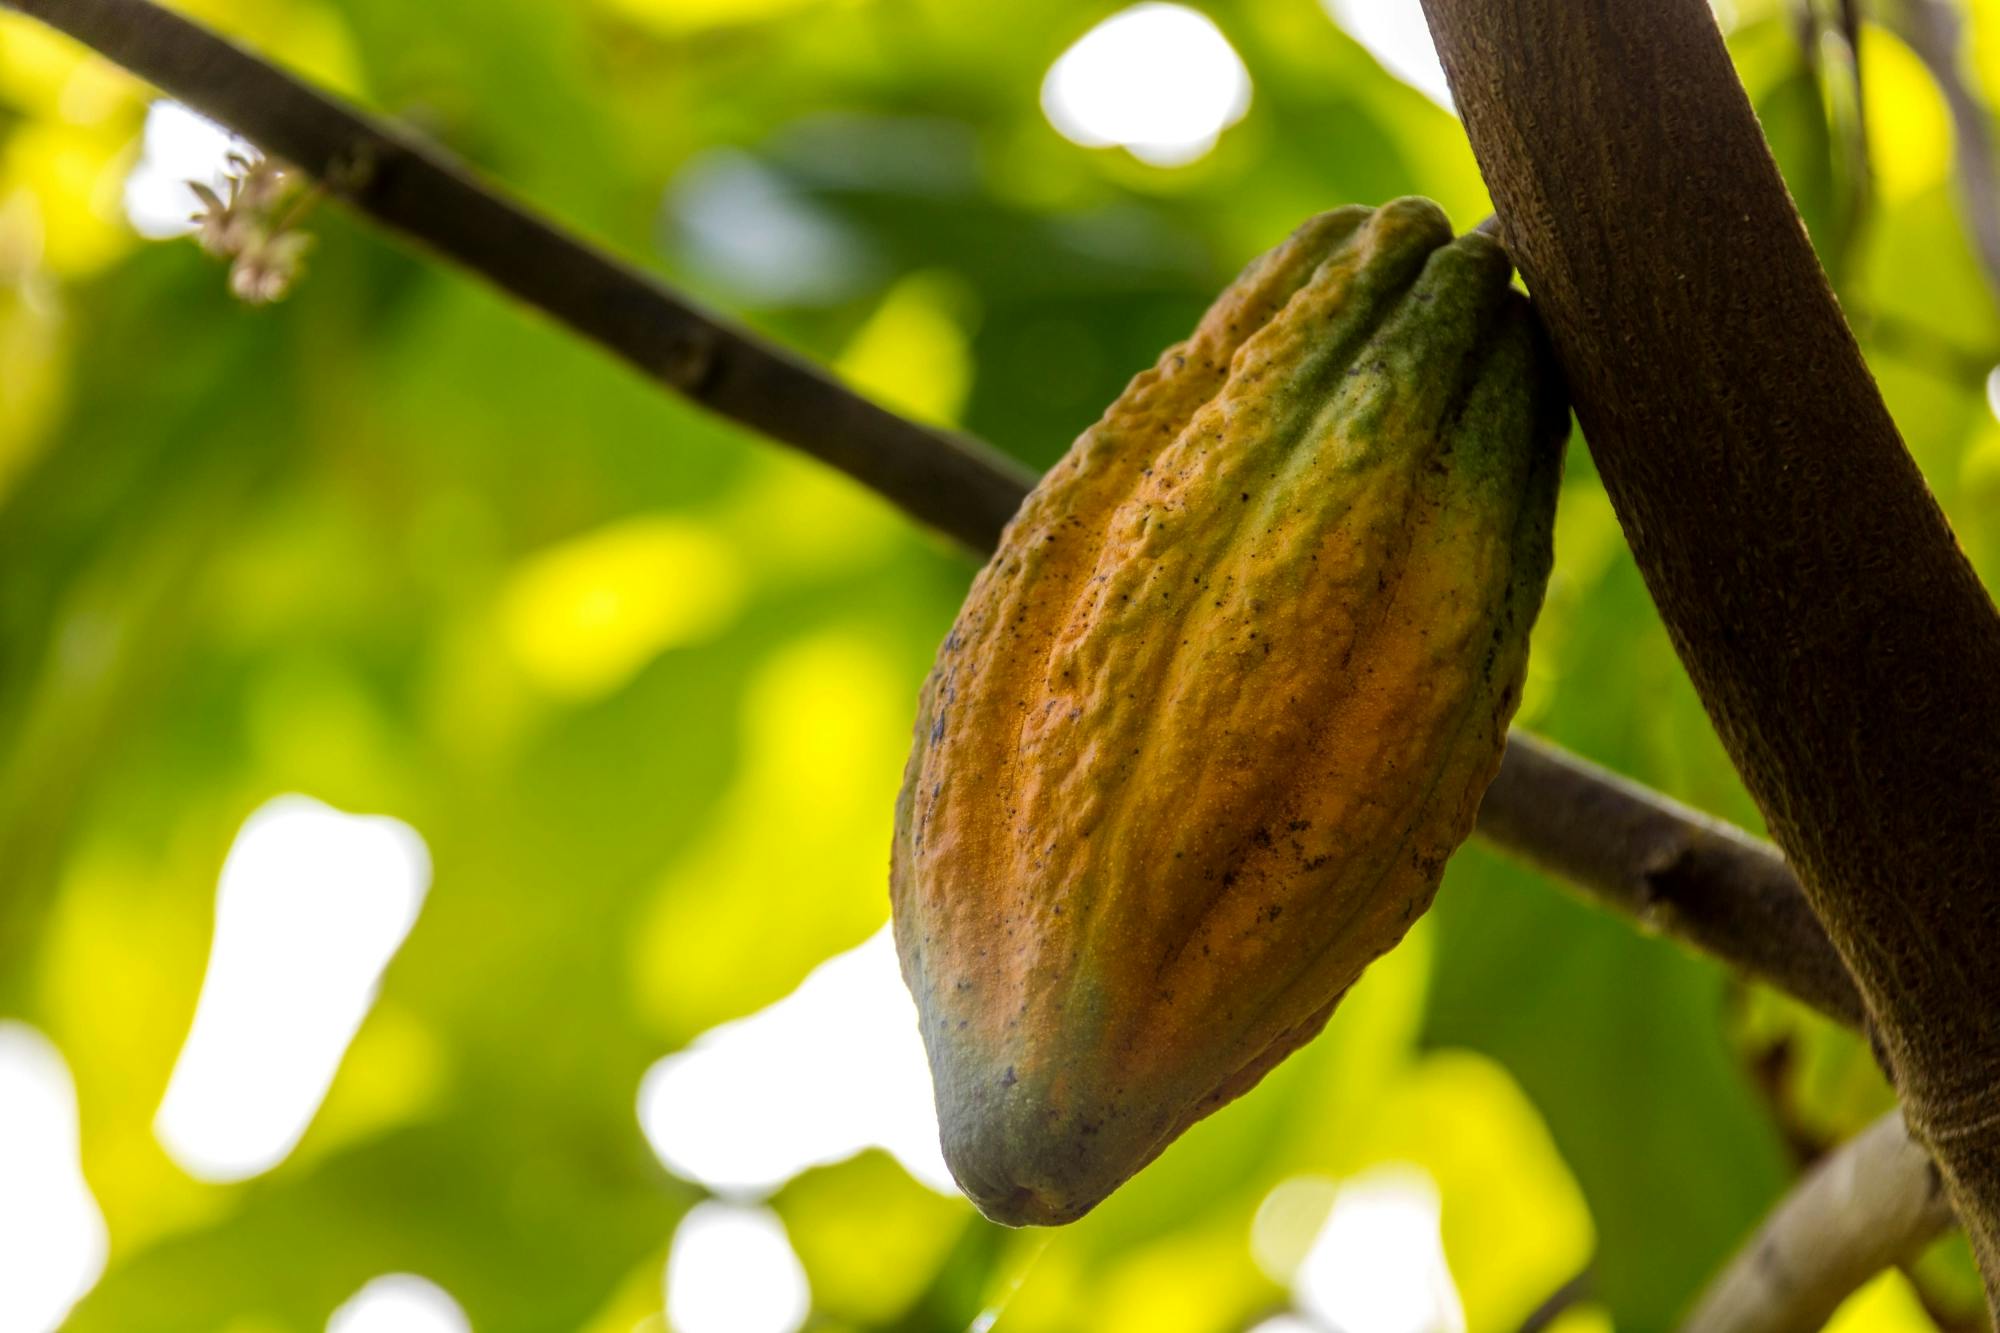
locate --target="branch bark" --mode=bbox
[1419,0,2000,1296]
[5,0,1864,1067]
[1681,1109,1956,1333]
[1480,735,1863,1030]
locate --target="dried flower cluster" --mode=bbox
[188,153,314,303]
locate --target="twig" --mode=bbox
[1681,1109,1956,1333]
[0,0,1035,556]
[1,0,1865,1032]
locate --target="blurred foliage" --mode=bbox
[1,0,1999,1328]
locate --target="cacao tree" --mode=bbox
[0,0,1996,1328]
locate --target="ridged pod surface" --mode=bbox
[891,198,1568,1226]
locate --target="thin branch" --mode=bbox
[1,0,1864,1032]
[0,0,1035,557]
[1480,735,1864,1030]
[1681,1109,1956,1333]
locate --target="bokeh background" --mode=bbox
[0,0,1996,1328]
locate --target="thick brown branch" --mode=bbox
[3,0,1862,1029]
[1681,1109,1955,1333]
[1420,0,2000,1293]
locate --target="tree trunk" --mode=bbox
[1419,0,2000,1299]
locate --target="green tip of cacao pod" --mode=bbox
[891,198,1569,1226]
[930,1064,1110,1227]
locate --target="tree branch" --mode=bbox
[1419,0,2000,1296]
[0,0,1035,557]
[2,0,1863,1030]
[1681,1109,1956,1333]
[1480,735,1864,1030]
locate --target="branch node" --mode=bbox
[1632,839,1690,932]
[324,136,381,201]
[659,327,720,394]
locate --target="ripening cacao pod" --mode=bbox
[891,197,1567,1226]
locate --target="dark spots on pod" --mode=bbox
[1001,1067,1018,1089]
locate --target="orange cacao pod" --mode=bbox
[891,198,1567,1225]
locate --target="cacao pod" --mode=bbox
[891,197,1567,1226]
